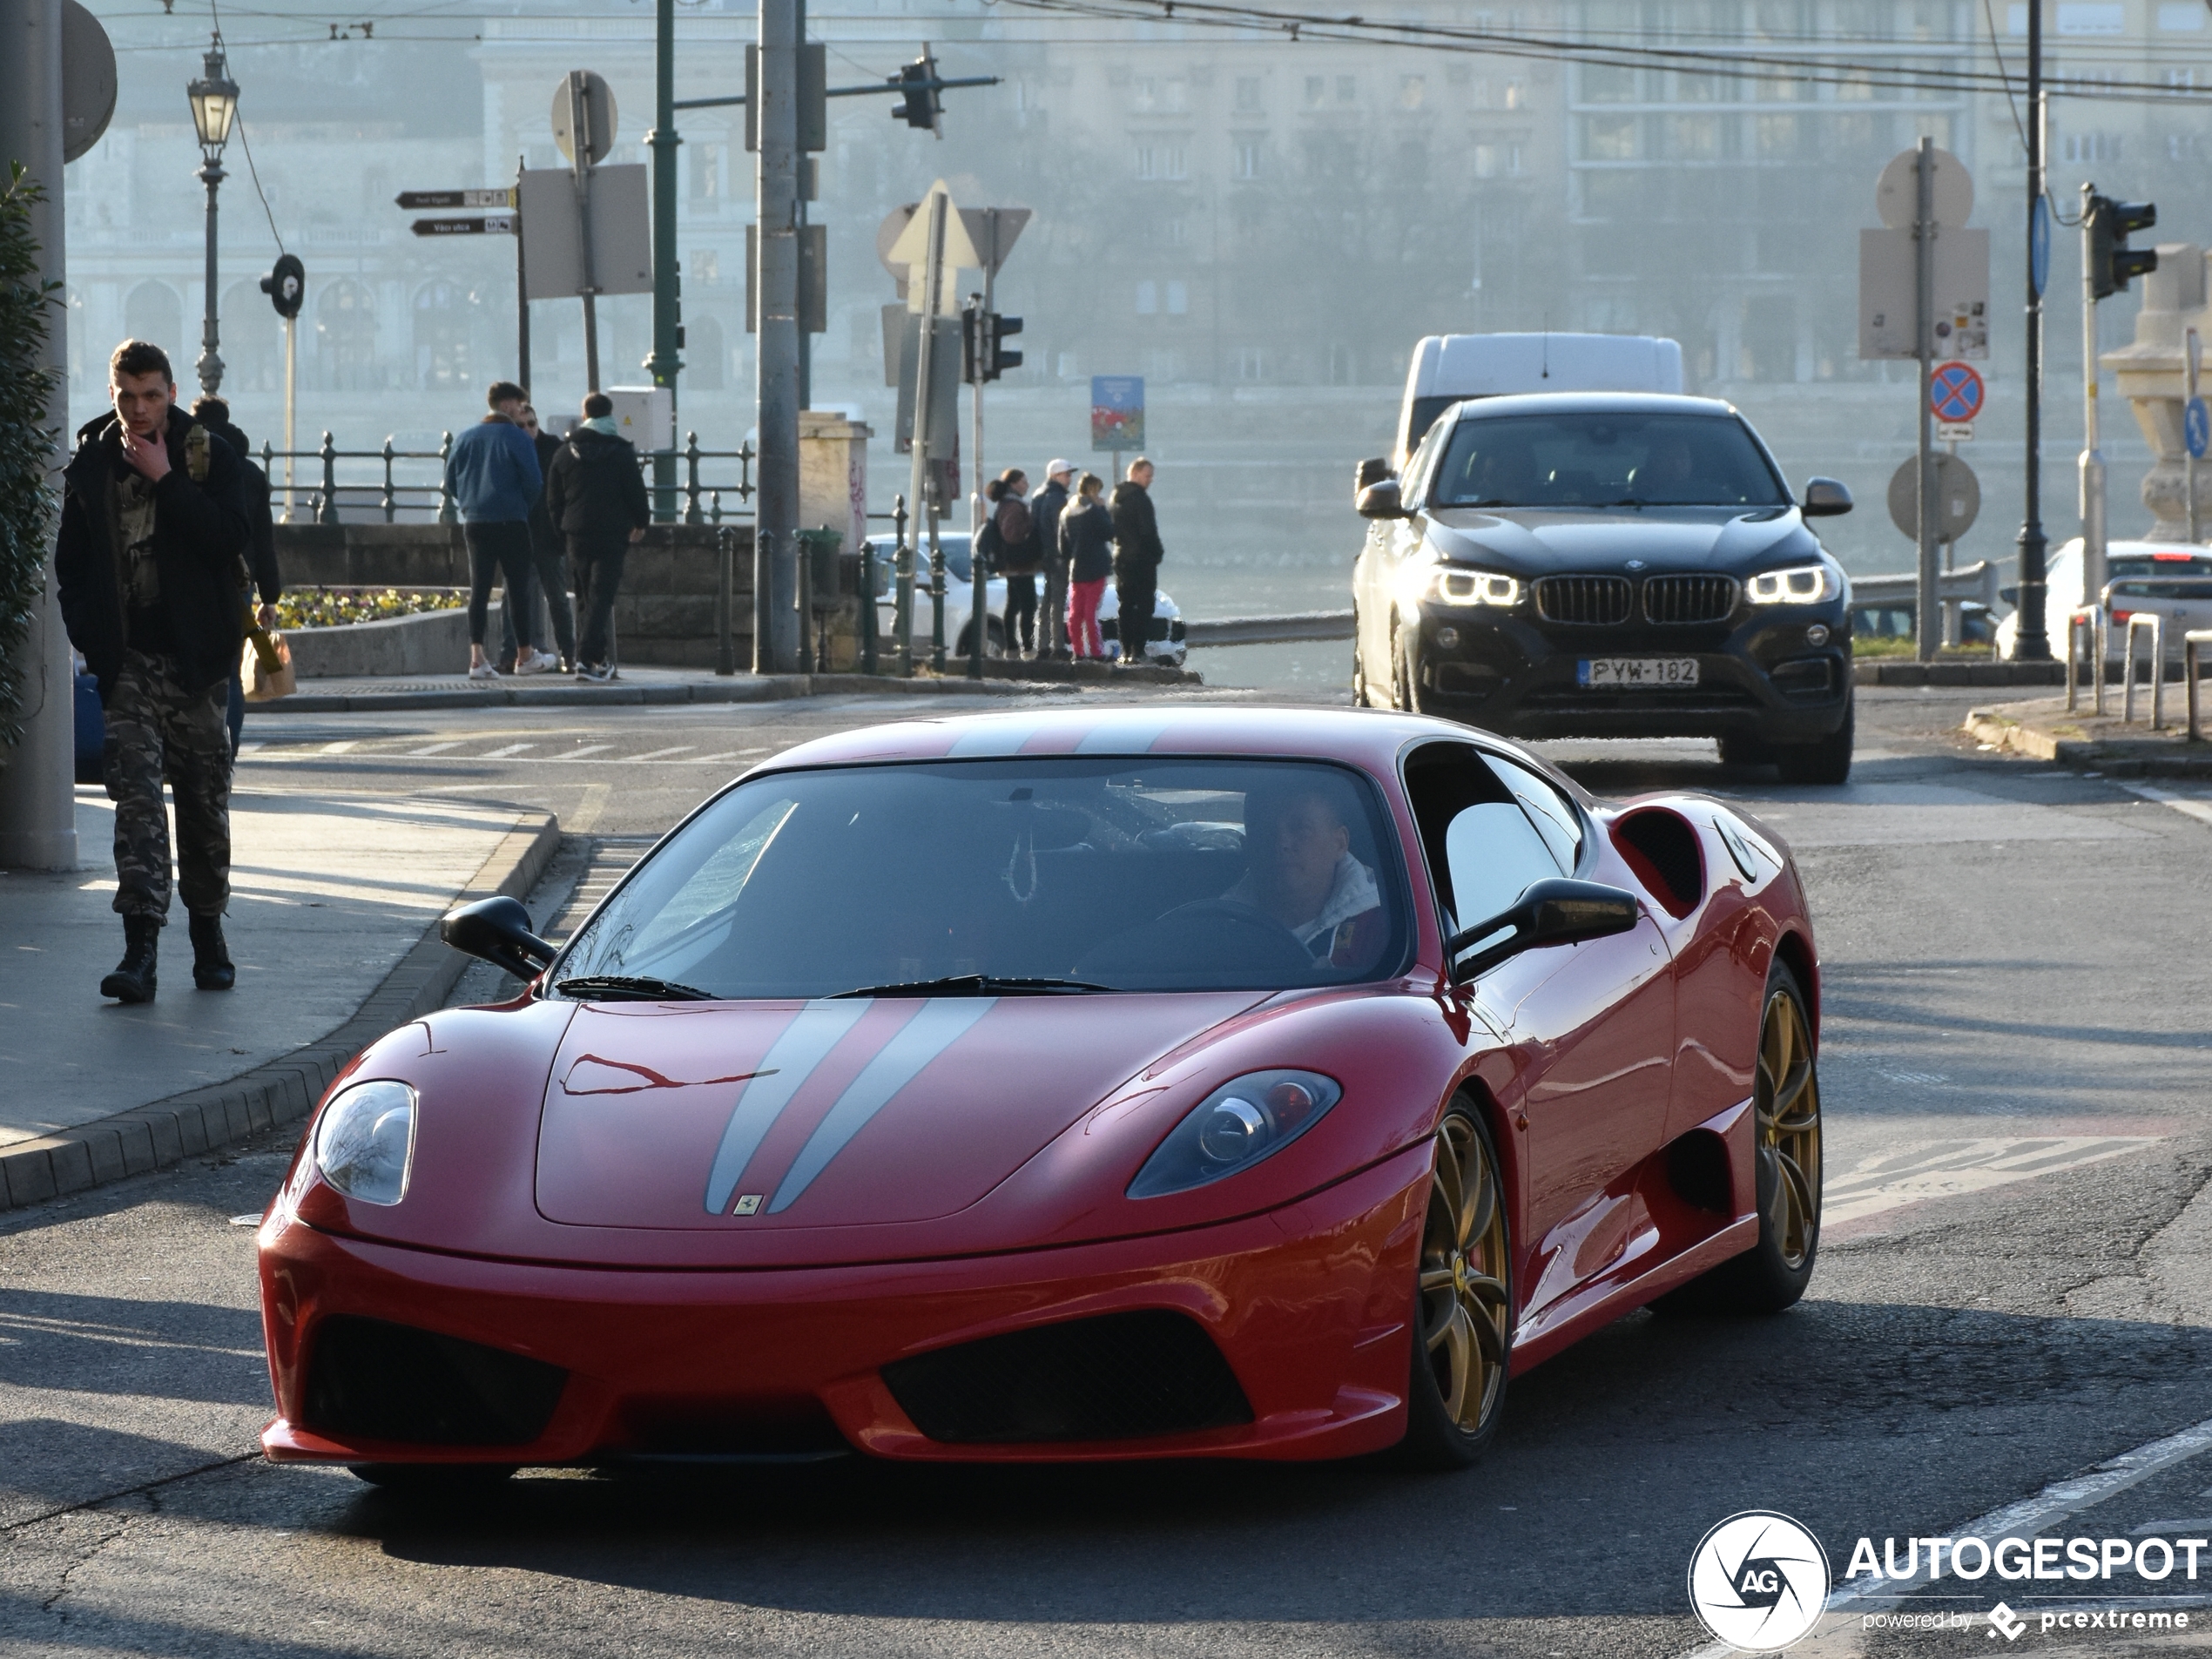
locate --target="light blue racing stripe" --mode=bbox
[702,999,872,1214]
[1073,716,1175,754]
[767,998,997,1213]
[946,719,1051,757]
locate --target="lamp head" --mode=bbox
[187,37,238,158]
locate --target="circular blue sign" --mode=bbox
[2031,196,2052,300]
[2188,396,2210,462]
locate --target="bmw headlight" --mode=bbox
[1745,562,1840,605]
[313,1080,417,1206]
[1430,568,1521,607]
[1128,1069,1343,1198]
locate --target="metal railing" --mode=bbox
[2122,612,2166,729]
[260,429,757,528]
[2187,631,2212,742]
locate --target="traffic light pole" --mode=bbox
[2080,180,2107,610]
[756,0,801,671]
[1914,138,1939,665]
[647,0,681,522]
[2014,65,2049,661]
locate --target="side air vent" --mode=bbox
[1614,809,1705,919]
[881,1310,1253,1444]
[302,1316,567,1447]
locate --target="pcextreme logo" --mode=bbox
[1688,1511,1832,1652]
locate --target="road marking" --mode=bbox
[2121,782,2212,829]
[630,746,695,762]
[568,782,610,834]
[1824,1136,2161,1225]
[480,743,536,759]
[2133,1518,2212,1534]
[563,744,614,760]
[692,747,770,765]
[1680,1412,2212,1657]
[320,740,355,754]
[404,741,463,756]
[234,742,263,757]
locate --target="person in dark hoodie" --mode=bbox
[56,341,253,1002]
[544,392,651,683]
[1108,455,1164,665]
[189,395,281,756]
[1032,460,1073,658]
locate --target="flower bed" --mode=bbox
[273,588,463,631]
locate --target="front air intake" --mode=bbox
[1535,575,1634,626]
[881,1310,1253,1444]
[301,1316,567,1446]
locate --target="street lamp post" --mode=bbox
[186,36,238,396]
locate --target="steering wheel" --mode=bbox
[1150,899,1317,976]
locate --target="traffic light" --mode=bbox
[894,47,941,134]
[988,313,1022,380]
[961,301,984,383]
[2087,194,2157,300]
[260,253,305,319]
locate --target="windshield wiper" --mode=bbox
[555,974,717,1002]
[830,974,1110,999]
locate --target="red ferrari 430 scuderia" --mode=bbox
[256,705,1822,1483]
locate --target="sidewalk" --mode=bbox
[1966,696,2212,777]
[0,789,556,1208]
[266,659,1199,714]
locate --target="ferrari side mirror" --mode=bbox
[1356,478,1408,520]
[1447,879,1641,984]
[440,895,556,981]
[1802,477,1853,517]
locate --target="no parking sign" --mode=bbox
[1930,361,1985,424]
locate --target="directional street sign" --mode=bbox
[413,215,516,236]
[397,189,514,211]
[1888,453,1980,543]
[2187,397,2209,463]
[1930,361,1986,424]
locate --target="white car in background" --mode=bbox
[863,534,1189,667]
[1997,539,2212,661]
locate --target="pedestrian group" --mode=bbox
[977,455,1169,664]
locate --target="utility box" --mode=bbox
[604,386,673,455]
[799,409,871,559]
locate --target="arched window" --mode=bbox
[316,279,379,391]
[413,280,476,391]
[123,282,183,361]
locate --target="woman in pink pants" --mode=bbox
[1057,473,1114,658]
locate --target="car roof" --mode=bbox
[756,705,1548,785]
[1443,391,1744,421]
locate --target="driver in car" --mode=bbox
[1223,784,1386,971]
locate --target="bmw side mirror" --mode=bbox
[1802,477,1853,517]
[1356,478,1408,520]
[1354,455,1394,496]
[1446,879,1642,984]
[440,895,556,980]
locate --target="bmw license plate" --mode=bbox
[1578,657,1700,688]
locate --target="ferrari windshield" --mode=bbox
[556,758,1413,998]
[1429,411,1790,509]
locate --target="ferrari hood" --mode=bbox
[1426,506,1816,575]
[535,993,1264,1231]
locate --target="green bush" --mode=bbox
[0,164,62,747]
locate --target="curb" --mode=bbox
[1965,707,2212,777]
[0,812,563,1217]
[1856,661,2067,687]
[262,665,1200,715]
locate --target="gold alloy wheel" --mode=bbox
[1417,1114,1512,1436]
[1757,986,1823,1270]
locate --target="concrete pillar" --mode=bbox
[0,0,81,872]
[2106,243,2212,542]
[798,410,870,554]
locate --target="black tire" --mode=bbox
[955,618,1008,660]
[1772,698,1853,786]
[1394,1101,1514,1471]
[1651,960,1822,1317]
[1716,732,1770,768]
[1352,621,1371,707]
[1390,628,1432,717]
[349,1463,519,1492]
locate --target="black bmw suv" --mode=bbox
[1352,392,1855,784]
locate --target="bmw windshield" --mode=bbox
[1429,412,1791,509]
[556,759,1413,998]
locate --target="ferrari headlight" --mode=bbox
[1431,568,1521,607]
[314,1080,417,1206]
[1745,563,1839,605]
[1128,1069,1343,1198]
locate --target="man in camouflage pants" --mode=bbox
[56,341,252,1002]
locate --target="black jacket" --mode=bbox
[1033,480,1070,573]
[544,427,651,546]
[528,430,563,556]
[1059,496,1116,583]
[1109,480,1163,571]
[199,416,282,605]
[57,408,252,700]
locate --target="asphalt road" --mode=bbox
[7,683,2212,1658]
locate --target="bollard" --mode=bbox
[2188,631,2212,742]
[380,436,397,523]
[928,516,948,676]
[860,541,880,677]
[2122,612,2166,729]
[684,431,705,526]
[893,494,914,678]
[316,432,341,526]
[716,525,736,677]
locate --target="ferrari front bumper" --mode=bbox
[258,1143,1429,1467]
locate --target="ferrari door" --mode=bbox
[1406,744,1678,1310]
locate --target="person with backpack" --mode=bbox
[1057,472,1114,659]
[188,395,280,755]
[981,469,1038,658]
[544,392,651,682]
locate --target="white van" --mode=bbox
[1391,334,1685,468]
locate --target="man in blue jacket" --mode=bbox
[444,380,547,679]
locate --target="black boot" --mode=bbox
[100,916,159,1003]
[189,914,234,991]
